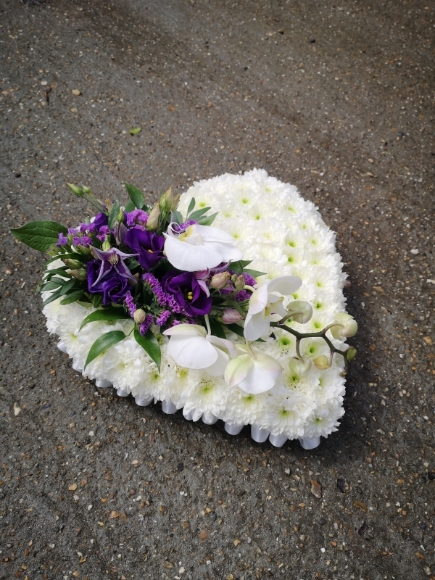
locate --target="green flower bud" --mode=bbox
[146,203,160,230]
[313,355,330,370]
[233,274,245,292]
[133,309,146,324]
[63,258,83,269]
[67,183,83,197]
[210,271,230,290]
[68,268,87,281]
[346,346,357,361]
[102,239,111,251]
[159,187,174,212]
[82,185,91,194]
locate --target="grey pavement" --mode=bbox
[0,0,434,579]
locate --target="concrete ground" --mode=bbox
[0,0,434,578]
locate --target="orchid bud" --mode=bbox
[286,300,313,324]
[220,308,243,324]
[63,258,83,269]
[313,355,330,370]
[330,313,358,339]
[67,183,83,197]
[146,203,160,230]
[68,268,87,281]
[289,357,312,376]
[133,309,146,324]
[159,187,175,212]
[346,346,357,361]
[233,274,245,292]
[210,271,230,290]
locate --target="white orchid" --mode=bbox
[163,324,235,376]
[244,275,302,341]
[224,343,282,394]
[163,223,243,272]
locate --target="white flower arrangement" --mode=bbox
[12,169,357,449]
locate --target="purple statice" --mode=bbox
[243,272,257,287]
[139,314,154,335]
[68,226,80,235]
[73,235,92,247]
[156,310,171,327]
[125,291,137,318]
[96,225,110,242]
[79,222,97,234]
[125,209,148,228]
[235,289,251,302]
[57,233,69,247]
[142,273,167,307]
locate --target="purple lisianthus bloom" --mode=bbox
[92,212,109,230]
[90,246,137,288]
[87,260,130,305]
[124,227,165,271]
[162,270,212,317]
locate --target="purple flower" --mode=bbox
[125,209,148,228]
[90,247,137,288]
[142,273,167,307]
[171,219,197,233]
[73,235,92,247]
[156,310,171,326]
[124,227,165,271]
[125,291,137,317]
[87,260,130,305]
[139,314,154,335]
[92,212,109,230]
[57,233,69,247]
[162,270,212,317]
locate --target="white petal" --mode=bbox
[224,354,252,386]
[163,324,206,337]
[238,364,278,394]
[167,335,218,369]
[244,311,270,341]
[206,347,230,376]
[268,275,302,296]
[247,284,270,315]
[164,235,222,271]
[196,224,239,244]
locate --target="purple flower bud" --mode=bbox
[220,308,243,324]
[210,271,230,290]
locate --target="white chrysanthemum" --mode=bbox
[56,302,94,362]
[314,366,346,403]
[100,336,149,394]
[264,387,313,438]
[43,297,66,335]
[222,388,268,426]
[302,398,345,438]
[182,371,231,422]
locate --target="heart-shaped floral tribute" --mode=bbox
[12,170,357,449]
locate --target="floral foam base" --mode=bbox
[43,170,349,449]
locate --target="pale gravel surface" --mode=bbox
[0,0,434,579]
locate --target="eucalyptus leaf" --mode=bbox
[187,197,196,215]
[198,212,218,226]
[84,331,126,369]
[134,328,161,371]
[188,207,211,221]
[79,307,131,331]
[171,210,183,225]
[11,221,68,253]
[125,183,145,209]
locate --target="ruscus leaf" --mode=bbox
[79,307,131,331]
[134,328,161,371]
[84,331,126,369]
[125,183,145,209]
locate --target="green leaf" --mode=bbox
[108,200,120,229]
[226,323,245,338]
[243,268,266,279]
[125,183,145,209]
[43,268,73,280]
[42,287,63,306]
[209,318,226,339]
[11,221,68,253]
[129,127,142,135]
[134,328,161,371]
[39,280,63,292]
[187,197,196,215]
[92,293,103,308]
[79,307,131,331]
[198,212,218,226]
[60,290,84,305]
[84,330,126,369]
[59,278,81,296]
[124,200,135,213]
[171,210,183,225]
[188,207,211,221]
[229,260,253,274]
